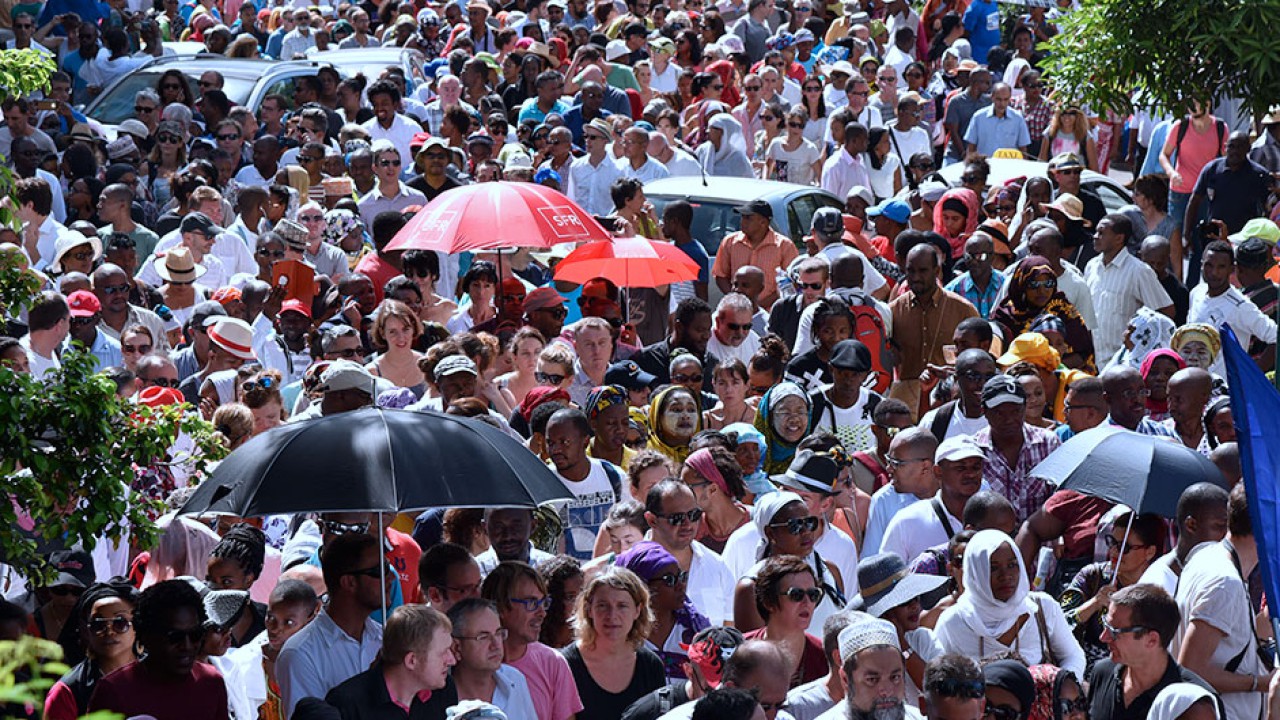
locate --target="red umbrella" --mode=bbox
[553,237,701,288]
[384,181,613,253]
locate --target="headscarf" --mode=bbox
[723,421,775,498]
[1139,348,1185,416]
[951,529,1034,638]
[752,490,805,539]
[984,659,1037,720]
[647,385,703,463]
[933,188,980,259]
[1028,665,1076,720]
[586,385,629,421]
[1003,58,1032,97]
[697,114,754,179]
[518,385,570,423]
[991,257,1096,373]
[281,165,310,199]
[1148,683,1219,720]
[1171,323,1222,363]
[322,208,363,247]
[616,541,710,636]
[142,512,222,588]
[1110,306,1177,370]
[1001,332,1061,374]
[685,447,730,496]
[753,381,811,474]
[629,405,651,445]
[705,59,740,106]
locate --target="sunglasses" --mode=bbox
[787,122,805,129]
[378,158,402,167]
[50,585,85,597]
[164,626,207,645]
[242,377,276,394]
[328,347,363,359]
[258,248,285,259]
[123,344,153,354]
[161,83,182,90]
[659,507,704,526]
[217,133,241,142]
[299,214,325,222]
[652,570,690,587]
[1102,535,1149,550]
[1058,698,1088,716]
[671,373,703,384]
[797,281,824,291]
[966,252,991,263]
[134,105,156,113]
[1027,279,1057,290]
[298,155,322,163]
[89,615,133,635]
[198,81,218,88]
[1056,167,1083,175]
[535,306,568,318]
[768,515,820,535]
[847,90,870,97]
[510,596,553,611]
[804,86,822,92]
[744,85,762,91]
[781,586,823,603]
[70,317,97,328]
[536,371,566,385]
[1100,617,1150,637]
[347,562,395,579]
[724,322,752,332]
[143,377,180,388]
[961,174,983,183]
[157,133,182,144]
[320,519,369,535]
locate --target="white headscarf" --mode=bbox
[697,114,755,179]
[951,529,1033,637]
[1107,305,1177,370]
[1149,683,1219,720]
[1003,58,1032,99]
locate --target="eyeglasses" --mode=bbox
[1027,279,1057,290]
[198,80,218,89]
[534,306,568,319]
[70,249,95,261]
[157,133,182,144]
[378,158,402,167]
[724,322,752,332]
[70,316,97,328]
[298,155,322,163]
[99,283,130,296]
[320,519,370,535]
[768,515,820,535]
[536,371,565,385]
[328,347,363,359]
[966,252,991,263]
[658,507,703,526]
[671,373,703,384]
[50,585,85,597]
[878,424,905,437]
[804,86,822,93]
[744,85,762,91]
[134,105,156,114]
[242,377,276,394]
[161,83,182,90]
[89,615,133,635]
[886,455,933,467]
[847,90,870,97]
[217,133,241,142]
[142,377,180,388]
[911,162,935,171]
[455,628,509,643]
[164,626,206,645]
[1058,698,1089,716]
[299,214,325,222]
[123,343,153,354]
[1100,617,1150,637]
[1056,167,1083,175]
[347,562,395,579]
[1102,535,1149,550]
[652,570,690,587]
[985,705,1020,720]
[787,122,806,129]
[509,596,553,611]
[961,174,983,184]
[781,586,823,603]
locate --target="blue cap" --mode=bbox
[867,198,911,224]
[534,167,562,184]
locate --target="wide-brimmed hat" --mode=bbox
[1040,193,1089,225]
[206,317,256,361]
[153,246,207,284]
[526,40,560,68]
[847,552,949,617]
[49,233,102,274]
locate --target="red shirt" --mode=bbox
[88,660,229,720]
[1044,489,1113,559]
[387,527,423,603]
[354,252,402,305]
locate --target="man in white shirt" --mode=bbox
[879,436,985,564]
[822,122,872,201]
[20,291,68,380]
[707,292,761,365]
[648,132,702,177]
[137,213,230,291]
[279,8,318,59]
[863,428,938,555]
[644,480,736,626]
[1138,482,1229,596]
[1188,240,1277,376]
[1084,214,1175,361]
[14,176,77,271]
[889,95,932,166]
[827,78,882,143]
[546,407,623,561]
[445,599,539,718]
[277,532,386,716]
[616,126,671,183]
[362,79,422,171]
[566,118,623,216]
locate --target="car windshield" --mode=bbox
[648,198,744,255]
[85,71,255,125]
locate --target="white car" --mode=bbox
[932,157,1133,212]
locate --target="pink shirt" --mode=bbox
[507,642,583,720]
[1166,118,1226,194]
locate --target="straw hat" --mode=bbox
[153,246,207,284]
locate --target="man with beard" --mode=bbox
[446,599,538,717]
[545,408,623,560]
[636,297,717,392]
[88,580,228,719]
[481,562,584,720]
[475,508,553,575]
[814,614,923,720]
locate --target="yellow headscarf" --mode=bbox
[646,385,703,464]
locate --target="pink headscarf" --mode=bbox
[684,448,730,496]
[933,187,981,259]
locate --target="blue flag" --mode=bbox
[1221,324,1280,617]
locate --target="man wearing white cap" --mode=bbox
[879,435,986,565]
[317,360,377,416]
[814,614,922,720]
[179,316,255,404]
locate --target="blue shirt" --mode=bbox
[945,268,1006,318]
[963,106,1031,156]
[265,27,285,60]
[962,0,1001,64]
[517,98,571,126]
[675,239,710,285]
[65,330,122,372]
[1141,120,1174,176]
[561,105,613,147]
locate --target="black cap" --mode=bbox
[734,199,774,220]
[981,373,1026,408]
[1237,237,1275,269]
[772,449,839,496]
[830,339,872,371]
[180,211,225,237]
[605,360,657,391]
[49,550,95,588]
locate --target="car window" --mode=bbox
[1088,180,1132,213]
[85,70,255,125]
[646,197,740,256]
[261,76,300,111]
[786,192,843,242]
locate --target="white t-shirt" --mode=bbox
[721,520,860,599]
[766,137,822,187]
[917,403,989,441]
[787,678,835,720]
[553,459,620,560]
[20,336,59,380]
[686,540,736,627]
[650,61,683,94]
[1137,551,1179,596]
[810,386,878,454]
[1188,284,1278,376]
[865,153,903,202]
[889,126,932,166]
[864,486,927,557]
[707,329,760,366]
[1173,541,1266,720]
[879,498,960,566]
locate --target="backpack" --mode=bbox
[831,288,896,393]
[1175,117,1226,162]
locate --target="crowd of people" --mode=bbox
[1,0,1280,719]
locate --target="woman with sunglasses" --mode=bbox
[739,553,830,688]
[1040,106,1097,172]
[991,257,1096,373]
[1027,665,1088,720]
[240,368,287,435]
[753,101,787,171]
[563,566,666,720]
[765,106,822,186]
[935,529,1086,676]
[1059,512,1164,673]
[616,541,711,685]
[145,119,188,210]
[44,579,139,720]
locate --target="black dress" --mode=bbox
[562,642,666,720]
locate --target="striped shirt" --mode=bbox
[1083,250,1173,361]
[945,269,1006,318]
[973,424,1061,523]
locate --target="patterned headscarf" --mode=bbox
[1029,665,1079,720]
[585,385,629,421]
[1112,306,1177,370]
[322,208,363,247]
[753,382,811,474]
[1171,323,1222,361]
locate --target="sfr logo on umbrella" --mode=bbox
[421,210,458,233]
[537,206,592,238]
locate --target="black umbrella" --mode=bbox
[179,407,572,517]
[1031,425,1227,517]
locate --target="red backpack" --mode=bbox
[831,288,897,393]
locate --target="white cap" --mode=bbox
[837,613,900,662]
[846,185,874,205]
[605,39,629,61]
[935,435,986,464]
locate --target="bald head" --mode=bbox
[830,253,865,289]
[1167,367,1213,426]
[1101,365,1146,429]
[1209,442,1241,485]
[888,426,938,459]
[91,262,127,286]
[955,348,995,374]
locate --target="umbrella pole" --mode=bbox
[1109,512,1135,587]
[379,511,387,619]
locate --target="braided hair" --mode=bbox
[210,523,267,580]
[134,579,205,645]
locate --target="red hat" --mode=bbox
[137,385,185,408]
[211,287,242,305]
[67,290,101,317]
[281,298,313,319]
[409,132,432,149]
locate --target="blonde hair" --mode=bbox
[574,566,653,650]
[382,604,451,666]
[371,299,422,351]
[539,343,576,373]
[211,402,254,449]
[1046,105,1088,146]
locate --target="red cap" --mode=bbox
[67,290,101,317]
[409,132,432,149]
[281,298,313,319]
[137,385,185,408]
[211,287,242,305]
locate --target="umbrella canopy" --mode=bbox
[179,407,572,517]
[553,236,702,288]
[384,181,613,254]
[1031,425,1227,517]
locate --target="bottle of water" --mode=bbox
[776,267,795,300]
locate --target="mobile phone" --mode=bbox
[34,100,58,111]
[943,344,957,364]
